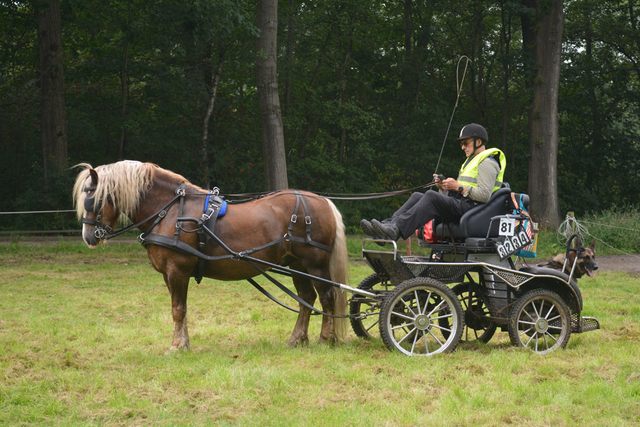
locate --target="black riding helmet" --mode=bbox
[456,123,489,143]
[456,123,488,156]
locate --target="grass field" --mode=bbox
[1,240,639,426]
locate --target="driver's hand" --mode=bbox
[442,178,459,192]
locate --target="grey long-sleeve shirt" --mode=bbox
[459,157,501,204]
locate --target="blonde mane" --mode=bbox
[73,160,187,219]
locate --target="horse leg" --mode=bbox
[288,267,318,347]
[290,261,339,345]
[163,271,191,351]
[314,282,339,344]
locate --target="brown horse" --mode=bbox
[73,160,348,350]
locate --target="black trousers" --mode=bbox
[390,190,476,239]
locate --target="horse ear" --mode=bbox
[89,169,98,187]
[589,238,596,253]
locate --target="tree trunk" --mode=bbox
[256,0,288,191]
[38,0,68,185]
[522,0,563,229]
[201,45,227,188]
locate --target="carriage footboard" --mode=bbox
[361,241,473,286]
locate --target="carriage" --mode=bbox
[74,161,599,356]
[349,187,600,356]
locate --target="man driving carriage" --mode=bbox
[361,123,507,241]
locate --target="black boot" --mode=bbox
[360,219,378,238]
[360,219,387,246]
[372,219,401,241]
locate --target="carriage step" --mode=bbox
[581,316,600,333]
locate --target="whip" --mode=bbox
[433,55,470,176]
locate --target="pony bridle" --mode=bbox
[81,183,188,242]
[81,185,115,240]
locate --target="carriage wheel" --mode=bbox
[379,277,464,356]
[452,283,497,344]
[508,289,571,355]
[349,274,391,339]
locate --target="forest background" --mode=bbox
[1,0,640,233]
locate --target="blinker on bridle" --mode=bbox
[81,185,114,240]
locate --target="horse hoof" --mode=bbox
[165,343,190,354]
[318,334,339,346]
[287,336,309,347]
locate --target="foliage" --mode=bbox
[1,0,640,231]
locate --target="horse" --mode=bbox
[72,160,349,351]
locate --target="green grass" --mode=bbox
[578,207,640,255]
[1,240,639,426]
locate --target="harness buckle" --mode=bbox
[176,187,186,197]
[305,216,311,225]
[291,214,297,223]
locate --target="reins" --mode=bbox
[219,182,438,203]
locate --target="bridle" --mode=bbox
[81,185,116,240]
[81,184,188,242]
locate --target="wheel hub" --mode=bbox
[535,318,548,333]
[415,315,431,331]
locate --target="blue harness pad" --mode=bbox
[205,194,227,217]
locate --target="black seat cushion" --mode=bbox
[432,188,514,240]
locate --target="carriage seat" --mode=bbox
[423,187,528,243]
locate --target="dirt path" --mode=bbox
[526,254,640,275]
[589,255,640,275]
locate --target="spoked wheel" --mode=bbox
[508,289,571,355]
[379,277,464,356]
[452,283,497,344]
[349,274,392,339]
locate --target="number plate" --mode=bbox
[499,218,516,236]
[495,227,531,260]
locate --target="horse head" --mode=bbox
[73,161,153,248]
[73,165,121,248]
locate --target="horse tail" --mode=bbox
[327,199,349,341]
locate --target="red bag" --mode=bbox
[421,219,442,243]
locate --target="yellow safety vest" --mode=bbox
[458,147,506,193]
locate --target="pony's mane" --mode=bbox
[73,160,189,219]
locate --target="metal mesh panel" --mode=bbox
[402,261,473,283]
[487,267,532,288]
[582,316,600,332]
[571,312,580,333]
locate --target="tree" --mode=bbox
[521,0,563,228]
[38,0,68,184]
[256,0,288,191]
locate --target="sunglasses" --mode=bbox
[460,139,474,147]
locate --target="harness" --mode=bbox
[82,186,341,318]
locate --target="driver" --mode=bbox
[361,123,507,241]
